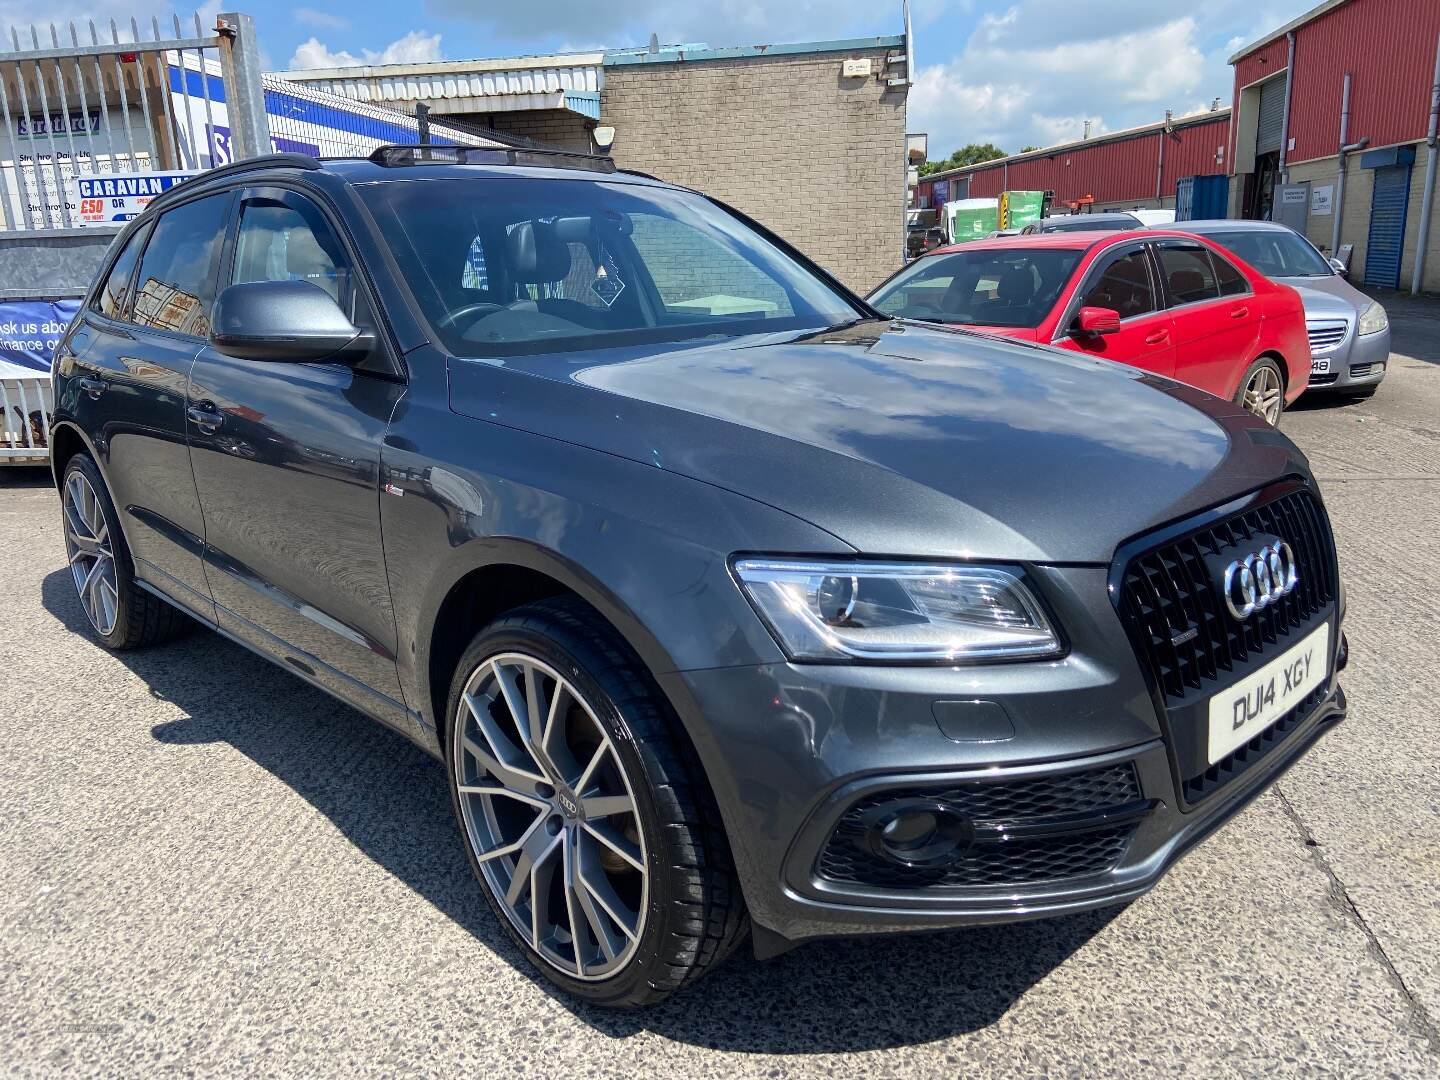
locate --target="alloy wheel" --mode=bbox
[453,652,649,980]
[1242,365,1283,424]
[63,471,119,636]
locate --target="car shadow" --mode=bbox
[40,568,1114,1052]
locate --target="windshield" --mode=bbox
[360,177,859,355]
[868,247,1083,328]
[1203,230,1332,277]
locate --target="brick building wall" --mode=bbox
[467,109,596,154]
[601,46,908,293]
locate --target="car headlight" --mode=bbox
[733,558,1062,663]
[1357,301,1388,336]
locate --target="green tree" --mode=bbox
[1019,145,1040,153]
[919,142,1007,176]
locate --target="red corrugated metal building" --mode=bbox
[1227,0,1440,291]
[913,110,1230,214]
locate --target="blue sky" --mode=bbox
[2,1,1318,155]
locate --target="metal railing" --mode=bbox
[0,369,51,463]
[0,11,265,233]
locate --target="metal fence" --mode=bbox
[0,11,267,234]
[0,369,51,463]
[264,75,511,157]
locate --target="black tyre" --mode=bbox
[1234,356,1286,426]
[60,453,192,650]
[443,597,747,1006]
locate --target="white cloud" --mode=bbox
[288,30,444,70]
[294,8,350,31]
[910,16,1212,157]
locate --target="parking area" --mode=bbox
[2,294,1438,1077]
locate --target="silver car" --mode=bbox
[1171,220,1390,397]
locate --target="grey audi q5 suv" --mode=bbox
[50,146,1348,1006]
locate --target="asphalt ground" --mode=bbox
[3,294,1437,1077]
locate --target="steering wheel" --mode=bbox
[436,302,504,331]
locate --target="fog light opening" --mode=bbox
[861,800,973,868]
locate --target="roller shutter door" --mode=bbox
[1255,74,1288,156]
[1363,164,1412,289]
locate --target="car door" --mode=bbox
[185,185,409,724]
[1153,240,1261,398]
[1052,241,1176,379]
[62,193,233,619]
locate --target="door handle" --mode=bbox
[1144,330,1169,344]
[1230,306,1250,319]
[186,400,223,434]
[75,376,106,399]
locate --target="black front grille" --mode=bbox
[817,763,1142,890]
[1117,486,1337,706]
[1309,372,1338,386]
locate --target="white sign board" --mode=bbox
[68,171,201,226]
[2,107,153,228]
[1311,184,1334,215]
[1281,187,1308,204]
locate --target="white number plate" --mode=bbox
[1311,358,1331,374]
[1207,623,1330,764]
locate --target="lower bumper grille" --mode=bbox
[818,762,1144,890]
[1182,684,1327,802]
[1349,362,1379,378]
[1309,372,1338,386]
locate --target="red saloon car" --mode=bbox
[870,231,1310,424]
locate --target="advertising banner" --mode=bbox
[69,171,201,226]
[0,300,82,374]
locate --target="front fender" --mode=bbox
[380,403,855,735]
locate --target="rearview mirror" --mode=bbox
[1328,257,1348,277]
[1074,306,1121,335]
[210,279,374,363]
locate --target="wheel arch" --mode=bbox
[418,539,688,746]
[1232,350,1289,401]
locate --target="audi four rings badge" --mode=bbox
[1221,541,1299,620]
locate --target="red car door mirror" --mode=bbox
[1075,306,1122,335]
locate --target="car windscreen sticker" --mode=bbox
[591,245,626,308]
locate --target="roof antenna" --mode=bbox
[648,32,659,53]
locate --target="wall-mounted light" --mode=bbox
[593,125,616,153]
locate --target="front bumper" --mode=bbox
[1306,323,1390,392]
[659,565,1346,950]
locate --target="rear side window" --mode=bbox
[1210,251,1249,296]
[1078,248,1156,319]
[1157,244,1220,305]
[94,224,149,321]
[131,193,231,337]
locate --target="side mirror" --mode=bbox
[1328,257,1348,277]
[1074,306,1122,335]
[210,279,374,363]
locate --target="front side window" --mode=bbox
[361,177,857,355]
[869,247,1083,328]
[232,200,348,305]
[130,193,230,337]
[1078,248,1156,319]
[94,223,150,321]
[1157,244,1220,305]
